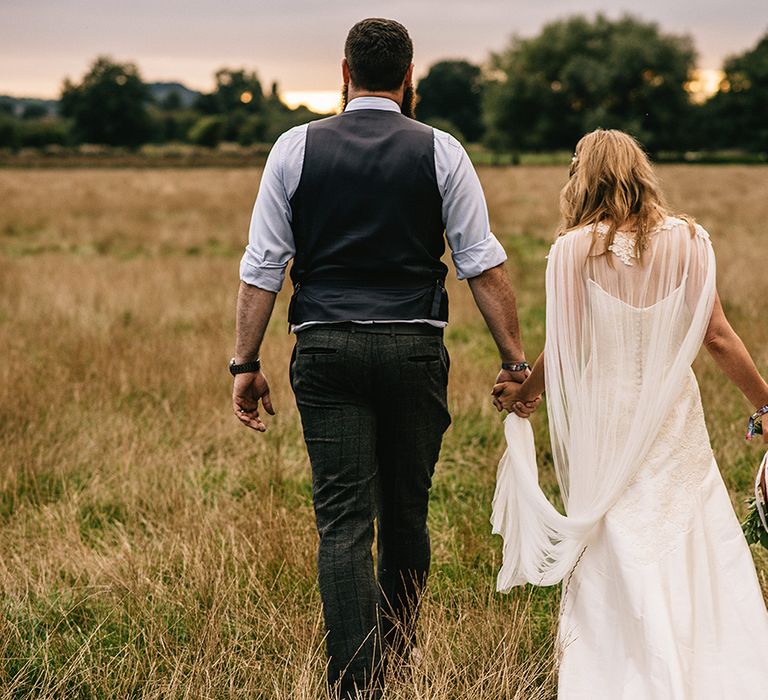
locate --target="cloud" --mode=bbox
[1,0,765,96]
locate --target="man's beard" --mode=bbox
[340,83,416,119]
[401,84,415,119]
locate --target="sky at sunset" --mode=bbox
[2,0,766,111]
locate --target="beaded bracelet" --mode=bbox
[746,404,768,440]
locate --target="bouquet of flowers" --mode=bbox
[742,407,768,549]
[742,451,768,549]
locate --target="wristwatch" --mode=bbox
[229,357,261,375]
[501,361,530,372]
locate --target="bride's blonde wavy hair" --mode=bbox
[558,129,683,259]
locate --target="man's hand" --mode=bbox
[232,370,275,432]
[492,379,541,417]
[232,282,278,431]
[492,368,537,416]
[492,369,523,411]
[495,368,528,386]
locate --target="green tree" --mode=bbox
[423,117,465,143]
[702,32,768,151]
[189,74,327,145]
[484,14,696,153]
[60,56,153,146]
[261,104,322,143]
[187,115,226,147]
[160,90,183,111]
[417,60,484,142]
[21,103,48,120]
[0,115,19,149]
[156,110,199,143]
[196,69,264,115]
[257,81,327,144]
[18,119,70,147]
[237,115,266,146]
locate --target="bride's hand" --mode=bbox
[492,381,541,417]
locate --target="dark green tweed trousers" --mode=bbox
[290,324,451,698]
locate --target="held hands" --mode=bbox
[232,370,275,432]
[492,369,542,418]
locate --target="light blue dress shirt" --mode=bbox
[239,96,507,329]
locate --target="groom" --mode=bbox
[231,17,529,699]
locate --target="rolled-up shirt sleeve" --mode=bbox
[239,126,305,292]
[434,130,507,279]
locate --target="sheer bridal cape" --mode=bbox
[492,217,717,587]
[491,217,768,697]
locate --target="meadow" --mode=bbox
[0,164,766,699]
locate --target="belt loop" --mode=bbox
[390,324,395,337]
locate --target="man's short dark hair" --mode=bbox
[344,18,413,92]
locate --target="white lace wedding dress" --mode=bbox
[491,217,768,699]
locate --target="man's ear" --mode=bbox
[342,58,350,85]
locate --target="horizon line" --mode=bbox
[1,65,725,104]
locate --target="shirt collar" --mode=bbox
[344,96,402,113]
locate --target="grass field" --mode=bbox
[1,165,767,699]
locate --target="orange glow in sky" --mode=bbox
[281,90,341,114]
[685,69,724,104]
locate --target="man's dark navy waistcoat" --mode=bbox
[287,108,448,325]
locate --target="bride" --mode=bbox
[491,129,768,698]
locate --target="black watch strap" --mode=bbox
[229,357,261,375]
[501,361,529,372]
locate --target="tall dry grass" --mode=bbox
[0,165,766,698]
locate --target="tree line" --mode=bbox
[0,58,320,151]
[1,14,767,155]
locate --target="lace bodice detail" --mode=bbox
[593,217,710,267]
[608,233,639,266]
